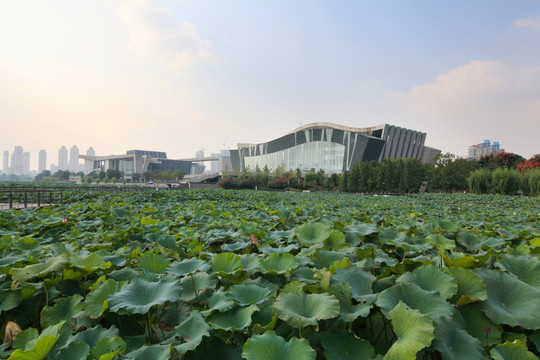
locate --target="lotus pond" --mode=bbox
[1,190,540,359]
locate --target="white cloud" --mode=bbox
[513,15,540,30]
[118,0,216,71]
[389,61,540,158]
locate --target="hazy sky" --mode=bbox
[1,1,539,171]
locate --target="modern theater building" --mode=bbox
[230,123,440,174]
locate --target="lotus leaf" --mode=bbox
[0,290,21,313]
[180,272,216,301]
[295,223,331,247]
[69,325,119,348]
[205,290,235,314]
[397,265,457,299]
[496,255,540,289]
[259,253,299,275]
[108,278,182,314]
[274,293,339,327]
[8,323,62,360]
[55,341,90,360]
[476,269,540,329]
[331,266,375,302]
[11,328,38,349]
[211,253,242,274]
[384,301,434,360]
[207,304,258,331]
[167,258,211,277]
[490,340,538,360]
[376,283,453,320]
[455,231,483,251]
[432,318,484,360]
[84,279,127,317]
[323,230,346,250]
[40,294,83,328]
[89,336,126,360]
[124,344,171,360]
[70,253,111,273]
[168,311,211,354]
[322,329,375,360]
[328,283,372,322]
[443,267,487,305]
[228,283,272,306]
[458,307,502,347]
[426,234,456,252]
[242,331,316,360]
[10,253,69,283]
[137,252,170,274]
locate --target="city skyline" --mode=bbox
[1,1,539,170]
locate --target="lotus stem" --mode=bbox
[44,282,49,307]
[147,311,154,343]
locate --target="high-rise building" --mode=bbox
[468,140,504,160]
[38,150,47,173]
[58,146,68,171]
[69,145,79,173]
[2,151,8,174]
[86,147,95,156]
[23,152,30,175]
[11,146,24,175]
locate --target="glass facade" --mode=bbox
[119,159,134,175]
[244,141,346,173]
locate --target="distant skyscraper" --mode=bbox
[58,146,68,171]
[38,150,47,173]
[23,152,30,175]
[2,151,8,174]
[69,145,79,173]
[11,146,24,175]
[86,147,95,156]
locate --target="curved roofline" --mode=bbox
[286,122,387,135]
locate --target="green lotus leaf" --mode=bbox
[379,227,407,245]
[241,254,260,274]
[274,293,340,328]
[70,253,111,273]
[397,265,457,299]
[168,311,211,354]
[40,294,83,329]
[84,279,127,317]
[204,290,235,314]
[140,217,158,225]
[323,230,346,251]
[331,266,375,302]
[11,328,38,349]
[211,253,242,274]
[207,304,259,331]
[108,278,182,314]
[476,268,540,329]
[252,304,279,335]
[496,255,540,289]
[55,341,90,360]
[242,331,316,360]
[384,301,434,360]
[0,290,21,313]
[426,234,456,252]
[321,329,375,360]
[69,325,119,348]
[328,283,372,322]
[89,336,126,360]
[295,223,331,247]
[458,307,502,347]
[444,267,487,305]
[432,317,484,360]
[343,223,378,246]
[108,267,138,282]
[260,244,297,255]
[10,253,69,283]
[259,253,299,275]
[8,323,62,360]
[167,258,211,277]
[312,251,350,269]
[124,344,171,360]
[137,253,170,274]
[433,219,460,233]
[180,272,216,302]
[455,231,483,251]
[376,283,453,320]
[228,283,272,306]
[490,340,538,360]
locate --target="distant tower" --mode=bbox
[69,145,79,173]
[38,150,47,173]
[23,152,30,175]
[58,146,68,171]
[86,147,95,156]
[2,151,8,174]
[11,146,24,175]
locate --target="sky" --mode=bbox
[1,1,539,172]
